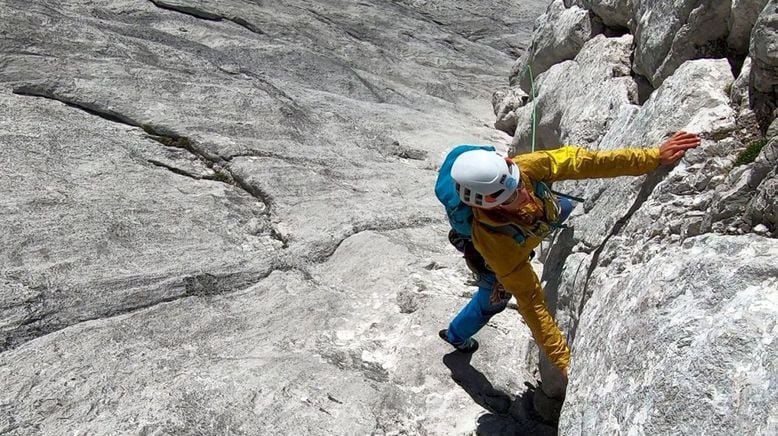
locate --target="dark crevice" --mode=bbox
[231,17,265,35]
[728,52,747,79]
[1,267,309,353]
[148,1,265,35]
[270,229,290,249]
[570,168,669,342]
[13,85,275,212]
[229,172,276,210]
[693,37,729,63]
[629,50,655,105]
[147,159,202,180]
[139,126,276,210]
[602,25,630,38]
[148,0,223,21]
[13,85,140,127]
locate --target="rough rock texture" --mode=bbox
[563,0,633,28]
[508,1,778,433]
[704,136,778,236]
[631,0,749,87]
[561,234,778,435]
[510,34,638,152]
[744,137,778,231]
[509,0,604,92]
[1,1,555,434]
[750,0,778,129]
[492,87,530,136]
[535,1,772,90]
[730,0,772,53]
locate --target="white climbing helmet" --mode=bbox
[451,149,521,209]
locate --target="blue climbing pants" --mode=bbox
[446,197,575,345]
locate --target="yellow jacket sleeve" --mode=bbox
[471,226,570,371]
[516,146,661,182]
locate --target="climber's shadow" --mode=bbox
[442,352,556,436]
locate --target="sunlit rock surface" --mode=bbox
[511,1,778,434]
[1,1,554,434]
[3,0,777,434]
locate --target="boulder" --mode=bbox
[510,34,638,153]
[510,0,604,92]
[560,234,778,435]
[632,0,732,87]
[563,0,633,29]
[749,0,778,129]
[729,0,771,54]
[492,87,530,136]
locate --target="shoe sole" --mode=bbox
[438,329,479,353]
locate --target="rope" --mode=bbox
[527,64,538,153]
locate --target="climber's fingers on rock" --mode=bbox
[659,131,701,165]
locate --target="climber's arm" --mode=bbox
[516,131,700,182]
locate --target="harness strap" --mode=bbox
[550,189,585,203]
[481,222,527,244]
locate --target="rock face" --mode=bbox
[510,34,638,152]
[510,0,604,91]
[562,234,778,435]
[507,1,778,434]
[0,1,554,435]
[519,1,774,91]
[3,0,777,435]
[750,0,778,127]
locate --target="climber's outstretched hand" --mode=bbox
[659,131,701,165]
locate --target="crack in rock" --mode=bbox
[146,159,202,180]
[315,215,440,263]
[1,267,308,353]
[571,167,670,342]
[148,0,222,21]
[148,0,265,35]
[139,124,277,212]
[12,85,276,213]
[13,84,138,126]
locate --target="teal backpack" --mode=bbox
[434,144,495,238]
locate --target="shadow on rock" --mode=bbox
[442,352,557,436]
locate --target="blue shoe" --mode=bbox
[438,329,479,353]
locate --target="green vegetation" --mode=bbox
[211,170,232,184]
[735,138,768,166]
[141,124,192,149]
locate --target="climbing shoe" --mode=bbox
[438,329,479,353]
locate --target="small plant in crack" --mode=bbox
[141,124,192,150]
[735,138,768,166]
[211,170,233,183]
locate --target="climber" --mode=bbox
[438,131,701,379]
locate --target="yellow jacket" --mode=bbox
[472,146,661,371]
